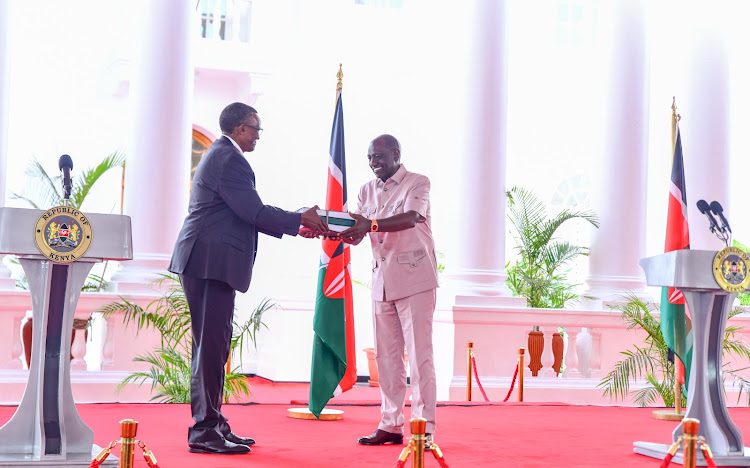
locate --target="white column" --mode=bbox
[111,0,193,292]
[450,0,523,308]
[584,0,649,307]
[0,0,15,290]
[681,20,730,251]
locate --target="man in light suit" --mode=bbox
[169,102,327,455]
[339,134,439,449]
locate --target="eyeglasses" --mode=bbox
[243,123,263,136]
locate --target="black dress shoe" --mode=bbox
[188,438,251,454]
[225,432,256,446]
[424,433,433,451]
[358,429,403,446]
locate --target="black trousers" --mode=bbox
[180,275,236,443]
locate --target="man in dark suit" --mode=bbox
[169,102,328,455]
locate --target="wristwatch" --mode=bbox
[370,219,379,232]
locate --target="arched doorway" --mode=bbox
[191,129,213,190]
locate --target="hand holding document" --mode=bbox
[298,205,329,235]
[297,208,355,239]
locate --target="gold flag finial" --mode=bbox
[671,97,681,154]
[336,64,343,92]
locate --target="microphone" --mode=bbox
[696,200,720,233]
[58,154,73,200]
[709,201,732,234]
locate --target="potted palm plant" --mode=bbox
[97,273,273,402]
[598,293,750,407]
[505,186,600,376]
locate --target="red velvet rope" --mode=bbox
[434,452,450,468]
[701,446,717,468]
[394,459,407,468]
[88,441,117,468]
[658,453,674,468]
[503,363,519,402]
[430,443,450,468]
[139,441,160,467]
[89,440,160,468]
[470,354,490,402]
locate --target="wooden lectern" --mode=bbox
[635,249,750,466]
[0,207,132,467]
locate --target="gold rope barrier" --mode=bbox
[119,419,138,468]
[518,348,525,402]
[411,418,427,468]
[682,418,699,468]
[466,342,473,401]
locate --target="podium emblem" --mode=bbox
[712,247,750,293]
[34,206,93,263]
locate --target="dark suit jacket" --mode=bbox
[169,136,301,293]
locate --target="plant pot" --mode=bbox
[363,347,409,387]
[21,316,90,368]
[363,347,379,387]
[552,332,564,376]
[527,329,544,376]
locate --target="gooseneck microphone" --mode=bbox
[709,201,732,234]
[708,200,732,247]
[696,200,720,233]
[58,154,73,201]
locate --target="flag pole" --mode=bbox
[671,96,681,150]
[336,63,343,103]
[671,96,682,417]
[290,64,350,422]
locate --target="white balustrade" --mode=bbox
[541,326,556,378]
[0,309,24,370]
[0,291,162,404]
[2,288,749,405]
[70,328,87,371]
[589,328,603,376]
[576,328,593,378]
[197,0,252,43]
[563,327,581,378]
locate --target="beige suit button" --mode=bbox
[381,257,386,261]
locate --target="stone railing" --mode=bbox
[447,303,750,406]
[3,286,749,406]
[0,290,162,404]
[197,0,253,44]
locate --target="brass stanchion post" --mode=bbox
[119,419,138,468]
[518,347,525,402]
[682,418,699,468]
[411,418,427,468]
[467,341,473,401]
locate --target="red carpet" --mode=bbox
[2,379,750,467]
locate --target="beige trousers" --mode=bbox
[373,288,437,435]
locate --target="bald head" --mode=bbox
[371,134,401,152]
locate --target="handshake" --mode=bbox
[298,207,356,240]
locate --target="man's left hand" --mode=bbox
[339,212,370,244]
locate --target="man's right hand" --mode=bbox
[300,205,328,233]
